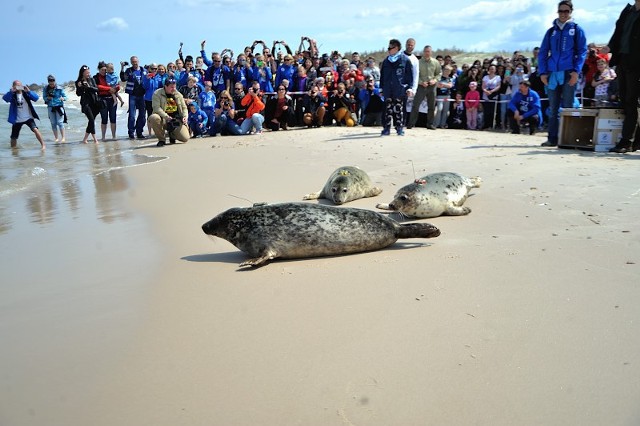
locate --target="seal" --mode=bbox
[302,166,382,205]
[376,172,481,218]
[202,202,440,267]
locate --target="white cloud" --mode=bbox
[96,17,128,32]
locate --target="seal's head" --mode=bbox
[330,173,355,204]
[202,207,245,240]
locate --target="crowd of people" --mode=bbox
[4,0,639,152]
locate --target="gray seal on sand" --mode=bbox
[202,202,440,267]
[376,172,481,218]
[302,166,382,205]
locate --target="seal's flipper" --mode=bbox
[239,249,278,267]
[302,191,321,200]
[444,206,472,216]
[375,202,393,211]
[366,187,383,198]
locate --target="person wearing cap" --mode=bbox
[148,78,190,146]
[43,74,67,143]
[537,0,587,147]
[507,80,542,135]
[275,53,296,91]
[3,80,45,149]
[120,55,147,139]
[363,57,381,87]
[379,38,414,136]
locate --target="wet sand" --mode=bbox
[1,126,639,425]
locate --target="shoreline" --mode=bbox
[1,126,639,425]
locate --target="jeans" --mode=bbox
[434,95,450,128]
[47,106,65,131]
[127,95,146,136]
[239,113,265,133]
[499,94,511,128]
[546,77,577,143]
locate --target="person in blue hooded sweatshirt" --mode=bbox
[187,102,208,138]
[537,0,587,147]
[379,38,414,136]
[507,80,542,135]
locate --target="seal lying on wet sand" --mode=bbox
[302,166,382,205]
[202,202,440,267]
[376,172,481,218]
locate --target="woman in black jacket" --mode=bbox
[264,84,294,130]
[75,65,99,143]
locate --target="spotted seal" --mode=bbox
[376,172,481,218]
[302,166,382,205]
[202,202,440,267]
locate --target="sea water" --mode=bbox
[0,102,165,232]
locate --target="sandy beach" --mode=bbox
[1,125,639,425]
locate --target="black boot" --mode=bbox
[609,139,632,153]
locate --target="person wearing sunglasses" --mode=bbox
[537,0,587,147]
[379,38,414,136]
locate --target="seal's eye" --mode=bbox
[399,195,408,201]
[331,187,337,193]
[342,188,348,193]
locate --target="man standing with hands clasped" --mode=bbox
[602,0,640,153]
[537,0,587,147]
[407,45,441,130]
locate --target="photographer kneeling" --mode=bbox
[148,78,190,147]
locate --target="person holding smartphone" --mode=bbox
[3,80,45,149]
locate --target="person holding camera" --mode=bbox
[329,82,356,126]
[359,76,384,126]
[3,80,45,149]
[43,75,67,143]
[148,78,189,147]
[301,85,327,128]
[120,56,147,139]
[239,82,266,134]
[211,90,242,136]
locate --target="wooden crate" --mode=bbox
[558,108,624,151]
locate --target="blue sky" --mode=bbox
[0,0,623,91]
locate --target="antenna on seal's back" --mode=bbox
[227,194,267,207]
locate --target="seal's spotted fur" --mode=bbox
[202,202,440,267]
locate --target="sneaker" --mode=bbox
[397,128,405,136]
[156,140,165,147]
[381,129,391,136]
[169,138,176,144]
[136,134,147,140]
[609,139,632,153]
[427,124,437,130]
[128,134,135,140]
[541,141,557,147]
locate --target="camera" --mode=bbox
[223,101,230,107]
[589,48,597,56]
[166,117,182,132]
[122,61,129,66]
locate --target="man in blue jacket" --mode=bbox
[3,80,45,149]
[537,0,587,147]
[120,56,147,139]
[379,39,414,136]
[508,80,542,135]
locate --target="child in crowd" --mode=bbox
[447,93,466,129]
[187,102,208,138]
[199,81,217,136]
[592,58,616,107]
[106,63,125,107]
[464,81,480,130]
